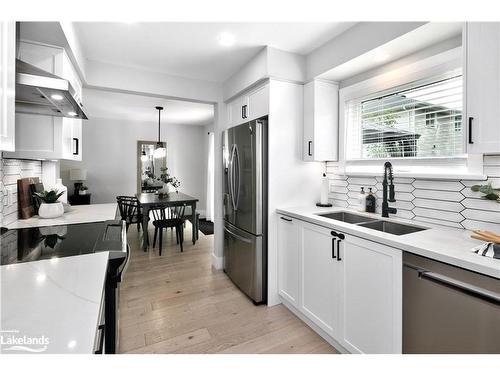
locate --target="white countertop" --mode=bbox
[277,206,500,280]
[0,252,109,354]
[7,203,118,229]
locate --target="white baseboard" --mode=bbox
[211,253,223,270]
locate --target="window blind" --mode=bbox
[345,71,464,160]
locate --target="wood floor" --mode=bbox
[118,222,337,354]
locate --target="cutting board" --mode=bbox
[17,177,41,219]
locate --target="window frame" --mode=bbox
[338,46,484,179]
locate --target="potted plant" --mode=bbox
[33,189,65,219]
[79,185,89,195]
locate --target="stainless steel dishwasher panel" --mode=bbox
[403,252,500,354]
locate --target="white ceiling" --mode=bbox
[84,88,214,125]
[319,22,463,82]
[74,22,356,82]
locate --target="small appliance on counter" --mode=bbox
[0,220,129,354]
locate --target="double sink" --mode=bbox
[316,211,427,236]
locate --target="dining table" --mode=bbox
[136,192,199,252]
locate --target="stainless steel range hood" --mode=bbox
[15,59,88,119]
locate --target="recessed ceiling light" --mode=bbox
[51,94,63,101]
[68,111,77,117]
[218,32,235,47]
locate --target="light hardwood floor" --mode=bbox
[119,223,337,354]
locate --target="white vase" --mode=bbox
[38,202,64,219]
[158,183,170,196]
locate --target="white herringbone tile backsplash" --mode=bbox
[0,154,43,227]
[326,155,500,232]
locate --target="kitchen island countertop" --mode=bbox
[7,203,118,229]
[0,252,108,354]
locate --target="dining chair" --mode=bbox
[116,196,146,232]
[150,204,186,255]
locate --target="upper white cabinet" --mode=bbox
[300,221,341,338]
[5,40,83,160]
[466,23,500,154]
[227,82,269,127]
[303,80,339,161]
[277,215,403,354]
[277,215,300,307]
[0,22,16,152]
[340,235,402,354]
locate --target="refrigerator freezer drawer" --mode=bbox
[223,222,264,303]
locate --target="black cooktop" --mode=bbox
[1,222,111,266]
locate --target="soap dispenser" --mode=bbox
[358,187,366,212]
[365,188,376,213]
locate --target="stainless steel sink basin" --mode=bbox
[316,211,376,224]
[358,220,428,235]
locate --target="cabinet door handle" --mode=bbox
[308,141,312,156]
[331,237,336,259]
[242,105,248,119]
[280,216,292,222]
[336,239,342,261]
[73,138,79,155]
[468,117,474,144]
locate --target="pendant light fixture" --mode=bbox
[153,106,166,159]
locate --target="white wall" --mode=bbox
[60,117,209,212]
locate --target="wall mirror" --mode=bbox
[137,140,167,193]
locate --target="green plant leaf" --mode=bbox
[484,193,500,200]
[470,185,481,192]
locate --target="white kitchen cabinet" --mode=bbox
[226,82,269,127]
[466,22,500,154]
[276,214,403,353]
[303,80,339,161]
[247,83,269,121]
[300,221,341,338]
[0,22,16,152]
[339,235,402,354]
[277,215,300,307]
[6,40,83,160]
[62,118,82,161]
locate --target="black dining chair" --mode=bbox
[151,204,186,255]
[116,196,146,232]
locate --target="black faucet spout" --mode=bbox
[382,162,397,218]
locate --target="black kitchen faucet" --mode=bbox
[382,161,397,218]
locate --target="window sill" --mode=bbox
[340,170,487,181]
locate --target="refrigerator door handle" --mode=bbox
[228,144,237,210]
[233,144,241,211]
[224,225,252,244]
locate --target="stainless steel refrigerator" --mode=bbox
[223,116,267,304]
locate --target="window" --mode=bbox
[344,71,464,160]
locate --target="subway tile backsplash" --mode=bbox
[0,154,43,227]
[326,155,500,232]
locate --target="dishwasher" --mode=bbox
[403,252,500,353]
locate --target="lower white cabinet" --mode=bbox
[276,214,402,354]
[300,221,341,338]
[340,235,402,354]
[277,215,300,307]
